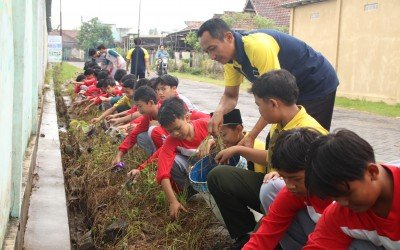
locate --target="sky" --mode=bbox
[52,0,246,34]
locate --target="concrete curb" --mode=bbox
[22,68,71,249]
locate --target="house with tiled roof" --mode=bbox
[243,0,290,27]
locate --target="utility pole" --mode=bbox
[59,0,62,36]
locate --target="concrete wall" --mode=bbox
[289,0,400,103]
[0,0,47,246]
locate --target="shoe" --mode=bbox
[230,234,250,250]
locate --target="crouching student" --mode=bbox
[304,129,400,250]
[207,69,327,249]
[199,109,265,172]
[91,79,136,124]
[128,97,210,219]
[243,128,332,250]
[112,86,168,165]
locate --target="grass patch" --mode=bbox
[52,62,81,96]
[335,97,400,117]
[171,71,400,118]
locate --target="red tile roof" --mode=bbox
[244,0,290,27]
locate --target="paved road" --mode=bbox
[68,61,400,162]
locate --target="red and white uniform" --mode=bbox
[304,165,400,250]
[156,118,209,184]
[244,188,332,250]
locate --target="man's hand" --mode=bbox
[147,71,150,77]
[263,171,281,183]
[215,146,239,164]
[169,200,188,220]
[127,169,140,180]
[208,111,223,135]
[238,133,256,148]
[105,115,113,121]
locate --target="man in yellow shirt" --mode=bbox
[198,18,338,146]
[126,38,150,79]
[207,69,327,249]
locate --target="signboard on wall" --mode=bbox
[48,35,62,62]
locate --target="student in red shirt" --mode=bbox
[73,68,97,93]
[112,86,168,164]
[243,128,332,250]
[156,97,209,219]
[304,129,400,249]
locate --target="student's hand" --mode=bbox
[263,171,281,183]
[91,117,100,124]
[105,115,113,121]
[149,120,159,126]
[83,106,90,114]
[208,111,223,136]
[169,200,188,220]
[147,71,150,77]
[109,118,119,125]
[111,154,122,167]
[238,133,255,148]
[198,139,215,158]
[127,169,140,180]
[215,146,238,165]
[99,96,110,102]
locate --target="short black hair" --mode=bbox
[134,86,157,103]
[103,77,116,87]
[134,38,141,45]
[158,74,179,88]
[84,68,95,76]
[75,74,86,82]
[114,69,127,82]
[97,44,106,50]
[122,79,136,89]
[136,78,151,90]
[271,128,322,173]
[158,97,188,127]
[250,69,299,105]
[121,74,136,83]
[305,129,376,199]
[88,48,97,57]
[83,60,97,70]
[197,18,232,40]
[149,77,162,90]
[96,70,109,81]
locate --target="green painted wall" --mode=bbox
[0,0,15,245]
[1,0,47,245]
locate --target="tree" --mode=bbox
[221,12,289,33]
[77,18,114,53]
[184,31,201,52]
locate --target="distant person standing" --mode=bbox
[126,38,150,79]
[97,44,126,77]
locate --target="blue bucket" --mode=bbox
[189,154,241,192]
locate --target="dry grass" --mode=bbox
[58,81,231,249]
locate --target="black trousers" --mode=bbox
[207,165,264,239]
[297,90,337,131]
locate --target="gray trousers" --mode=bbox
[259,179,383,250]
[137,132,156,155]
[170,154,190,190]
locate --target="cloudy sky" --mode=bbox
[52,0,246,34]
